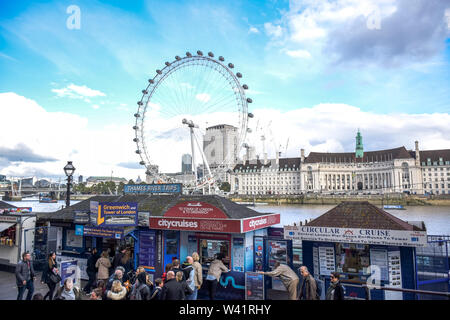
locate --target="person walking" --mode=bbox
[259,262,299,300]
[15,252,36,300]
[298,266,319,300]
[182,256,196,300]
[205,253,229,300]
[325,272,345,300]
[192,252,203,297]
[130,272,151,300]
[54,278,82,300]
[149,278,163,300]
[161,271,184,300]
[106,280,127,300]
[41,252,59,300]
[84,248,99,294]
[95,251,111,284]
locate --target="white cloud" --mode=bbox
[1,92,449,178]
[264,22,283,38]
[195,93,211,103]
[92,104,100,110]
[249,26,259,34]
[284,49,312,59]
[52,83,106,99]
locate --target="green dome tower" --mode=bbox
[355,129,364,158]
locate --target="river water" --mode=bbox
[6,200,450,236]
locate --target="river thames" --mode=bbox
[6,200,450,235]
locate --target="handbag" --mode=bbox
[49,271,62,284]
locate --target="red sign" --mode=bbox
[164,201,228,219]
[242,214,280,232]
[150,217,241,233]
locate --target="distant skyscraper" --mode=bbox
[182,154,192,174]
[136,176,142,183]
[78,175,83,184]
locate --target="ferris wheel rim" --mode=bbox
[133,52,251,184]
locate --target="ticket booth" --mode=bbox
[284,201,428,300]
[143,196,281,300]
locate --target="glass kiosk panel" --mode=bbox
[199,238,230,269]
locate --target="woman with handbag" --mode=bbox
[41,252,60,300]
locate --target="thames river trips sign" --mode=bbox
[284,225,427,247]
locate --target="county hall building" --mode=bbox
[230,131,450,196]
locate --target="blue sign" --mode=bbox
[124,183,182,194]
[60,260,78,285]
[75,225,84,236]
[83,226,124,239]
[95,202,138,227]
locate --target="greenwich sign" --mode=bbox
[284,225,427,247]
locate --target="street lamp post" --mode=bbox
[64,161,76,207]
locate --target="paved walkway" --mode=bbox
[0,271,90,300]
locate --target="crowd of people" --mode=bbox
[15,248,344,301]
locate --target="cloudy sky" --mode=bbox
[0,0,449,181]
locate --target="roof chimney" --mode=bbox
[301,149,305,163]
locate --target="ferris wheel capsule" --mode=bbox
[139,161,145,165]
[228,63,234,68]
[246,98,252,103]
[134,113,140,117]
[197,50,203,56]
[156,69,162,75]
[133,138,139,142]
[142,90,148,94]
[242,84,248,89]
[236,72,242,78]
[186,52,192,57]
[148,79,155,84]
[219,56,225,61]
[208,52,214,57]
[175,56,181,60]
[165,62,171,66]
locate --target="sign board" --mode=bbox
[60,260,79,286]
[138,230,157,270]
[92,202,138,227]
[284,225,427,247]
[74,211,90,224]
[149,217,241,233]
[80,225,124,239]
[124,183,182,194]
[242,214,280,232]
[318,245,335,276]
[385,250,403,300]
[164,201,228,219]
[0,207,32,213]
[370,249,389,282]
[138,212,150,227]
[245,272,265,300]
[232,238,245,272]
[0,215,20,223]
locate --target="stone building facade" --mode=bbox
[230,131,450,195]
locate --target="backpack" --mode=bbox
[182,265,193,281]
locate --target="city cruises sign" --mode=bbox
[284,225,427,247]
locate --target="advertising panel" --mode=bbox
[232,237,245,272]
[245,272,265,300]
[149,217,241,233]
[284,225,427,247]
[124,183,182,194]
[164,201,228,219]
[60,260,79,286]
[93,202,138,227]
[139,230,157,270]
[82,226,124,239]
[253,237,264,272]
[242,214,280,232]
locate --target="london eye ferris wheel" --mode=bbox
[133,50,253,191]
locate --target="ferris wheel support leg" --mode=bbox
[193,130,213,179]
[190,127,197,184]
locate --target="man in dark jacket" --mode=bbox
[326,272,345,300]
[106,267,125,290]
[172,259,186,281]
[84,248,99,294]
[298,266,319,300]
[15,252,36,300]
[161,271,185,300]
[150,278,163,300]
[111,247,126,273]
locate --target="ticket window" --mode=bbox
[0,223,16,246]
[335,243,370,280]
[199,238,230,269]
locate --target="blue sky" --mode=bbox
[0,0,449,179]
